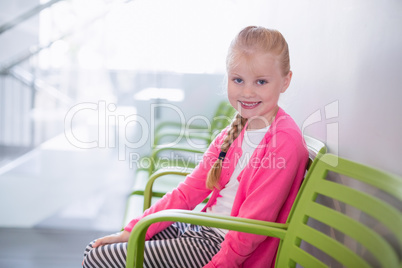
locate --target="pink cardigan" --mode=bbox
[125,107,309,267]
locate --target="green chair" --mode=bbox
[123,166,213,228]
[123,104,236,226]
[135,101,235,174]
[123,141,212,228]
[152,100,229,136]
[152,100,236,147]
[123,135,325,227]
[138,135,325,212]
[126,152,402,268]
[122,167,195,228]
[137,144,205,174]
[123,144,207,228]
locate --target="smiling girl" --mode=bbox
[83,26,308,268]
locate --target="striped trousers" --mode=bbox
[82,222,224,268]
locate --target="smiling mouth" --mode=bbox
[239,101,261,108]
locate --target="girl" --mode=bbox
[83,26,308,268]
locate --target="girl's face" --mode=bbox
[227,51,292,130]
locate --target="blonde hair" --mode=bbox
[206,26,290,190]
[227,26,290,76]
[206,113,247,190]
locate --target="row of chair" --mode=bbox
[123,101,236,226]
[122,101,402,267]
[125,140,402,267]
[152,100,237,148]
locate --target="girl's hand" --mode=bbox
[92,230,131,248]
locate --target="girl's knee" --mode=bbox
[83,242,127,268]
[82,241,96,268]
[82,246,100,268]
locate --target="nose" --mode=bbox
[242,84,256,98]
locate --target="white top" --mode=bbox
[206,125,270,236]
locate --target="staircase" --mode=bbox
[0,0,131,167]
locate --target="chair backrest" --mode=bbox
[276,153,402,268]
[284,135,327,222]
[304,135,327,169]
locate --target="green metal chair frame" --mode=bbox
[153,101,228,134]
[126,152,402,268]
[140,144,205,174]
[152,100,236,146]
[123,144,207,227]
[126,102,235,218]
[138,135,324,212]
[135,101,235,174]
[123,166,212,228]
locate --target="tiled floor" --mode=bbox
[0,129,137,267]
[0,228,111,268]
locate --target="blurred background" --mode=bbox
[0,0,401,267]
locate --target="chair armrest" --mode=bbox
[153,130,212,147]
[126,209,288,268]
[148,145,205,174]
[154,121,208,134]
[143,168,194,210]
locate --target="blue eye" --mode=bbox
[257,79,267,85]
[233,78,243,84]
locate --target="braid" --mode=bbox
[206,113,247,190]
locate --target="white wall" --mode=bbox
[135,0,402,176]
[243,0,402,176]
[1,0,401,177]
